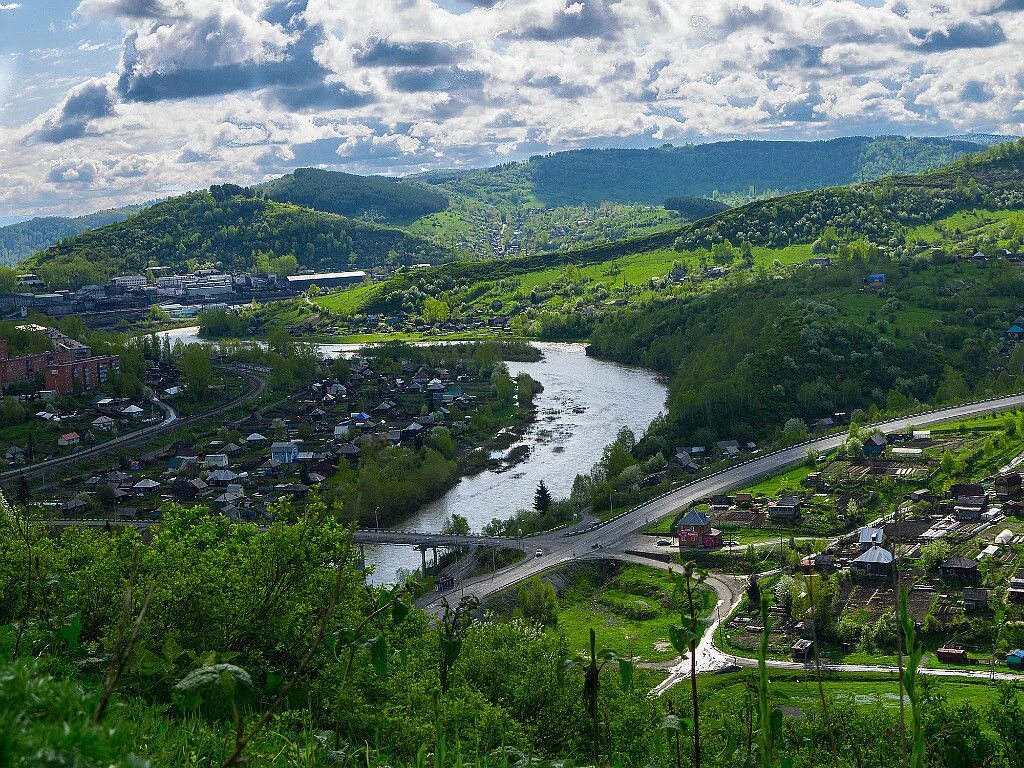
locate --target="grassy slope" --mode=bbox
[552,563,715,663]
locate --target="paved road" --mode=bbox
[0,369,264,484]
[421,392,1024,613]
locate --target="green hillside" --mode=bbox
[0,205,147,266]
[673,139,1024,251]
[22,185,443,289]
[259,167,448,224]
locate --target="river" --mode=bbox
[156,328,668,583]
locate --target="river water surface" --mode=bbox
[157,329,667,583]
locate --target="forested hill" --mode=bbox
[21,186,443,289]
[0,205,146,266]
[673,138,1024,251]
[426,135,991,208]
[259,167,449,224]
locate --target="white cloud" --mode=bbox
[0,0,1020,216]
[0,3,22,10]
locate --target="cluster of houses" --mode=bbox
[52,353,484,520]
[671,439,758,472]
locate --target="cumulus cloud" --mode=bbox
[77,0,166,19]
[909,20,1006,51]
[47,158,101,184]
[33,77,117,143]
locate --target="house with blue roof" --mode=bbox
[864,273,886,290]
[1007,325,1024,342]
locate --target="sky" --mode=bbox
[0,0,1022,221]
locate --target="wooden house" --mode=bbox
[936,645,968,664]
[963,587,990,611]
[940,555,979,583]
[851,546,894,579]
[768,496,802,519]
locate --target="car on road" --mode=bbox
[656,539,672,546]
[535,549,543,557]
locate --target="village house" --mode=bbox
[995,473,1022,500]
[939,555,979,583]
[271,441,300,464]
[203,454,229,469]
[57,432,80,447]
[91,415,116,431]
[863,432,888,457]
[715,439,741,459]
[172,477,208,501]
[768,496,802,520]
[850,545,894,579]
[948,482,987,521]
[864,273,886,290]
[677,509,723,549]
[121,405,145,419]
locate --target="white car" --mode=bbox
[535,549,543,557]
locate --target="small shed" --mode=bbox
[936,645,968,664]
[1007,649,1024,669]
[791,638,814,662]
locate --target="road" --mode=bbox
[422,391,1024,612]
[0,368,265,484]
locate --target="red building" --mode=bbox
[45,356,121,395]
[0,344,75,391]
[677,509,723,549]
[0,326,118,395]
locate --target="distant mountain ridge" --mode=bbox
[0,205,148,266]
[465,135,993,207]
[7,134,1014,273]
